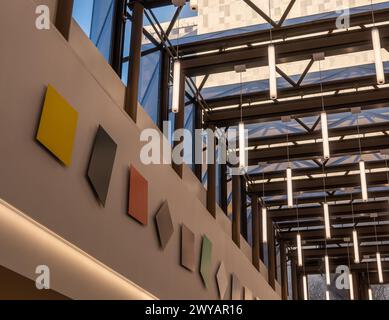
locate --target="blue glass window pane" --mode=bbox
[184,103,194,170]
[247,204,252,246]
[123,54,162,125]
[72,0,94,36]
[139,51,161,124]
[73,0,115,63]
[121,61,129,85]
[169,112,175,146]
[216,158,221,206]
[149,4,197,25]
[90,0,115,62]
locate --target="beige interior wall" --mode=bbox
[0,0,280,300]
[0,199,156,300]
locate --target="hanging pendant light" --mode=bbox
[348,273,355,300]
[172,60,181,113]
[300,202,308,300]
[368,288,374,300]
[172,8,182,114]
[262,207,268,244]
[236,65,246,171]
[325,255,331,285]
[324,201,330,299]
[268,44,277,100]
[359,160,368,202]
[315,53,330,159]
[321,112,330,159]
[353,108,369,202]
[239,122,246,169]
[370,1,385,84]
[372,213,384,284]
[349,193,360,264]
[323,203,331,239]
[318,57,332,268]
[267,0,277,100]
[377,252,384,283]
[303,275,308,300]
[346,239,355,300]
[287,167,293,208]
[284,117,293,208]
[295,197,303,268]
[367,261,373,299]
[352,230,360,264]
[261,170,268,244]
[297,233,303,267]
[296,236,302,267]
[372,27,385,85]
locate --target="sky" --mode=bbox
[151,3,197,23]
[73,0,94,36]
[72,0,197,37]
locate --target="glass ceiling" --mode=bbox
[202,62,389,100]
[164,2,389,46]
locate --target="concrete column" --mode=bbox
[291,259,298,300]
[280,241,288,300]
[55,0,74,41]
[124,1,144,122]
[352,271,359,300]
[110,0,126,76]
[220,163,227,214]
[267,219,276,289]
[159,50,170,130]
[259,205,264,261]
[193,104,202,182]
[240,176,247,240]
[232,174,241,247]
[172,69,186,178]
[206,126,216,217]
[296,271,303,300]
[251,195,260,270]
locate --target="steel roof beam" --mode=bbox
[269,201,389,221]
[250,159,389,181]
[206,74,380,109]
[177,6,389,55]
[246,134,389,165]
[250,170,389,196]
[279,223,389,240]
[246,121,389,153]
[263,190,389,207]
[288,244,389,258]
[206,86,389,127]
[277,214,389,230]
[182,26,389,76]
[128,0,188,9]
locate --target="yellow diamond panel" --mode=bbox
[36,85,78,166]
